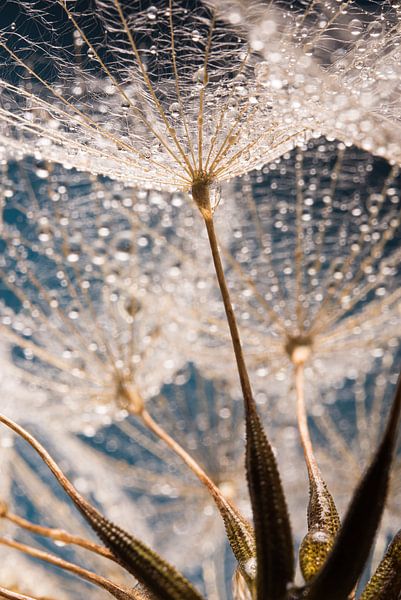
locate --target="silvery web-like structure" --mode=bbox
[0,160,247,597]
[0,1,401,599]
[312,348,401,578]
[0,161,206,428]
[192,138,401,404]
[0,0,313,191]
[221,0,401,165]
[0,339,151,598]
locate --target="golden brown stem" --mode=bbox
[124,382,233,510]
[0,588,45,600]
[203,213,254,411]
[192,182,255,412]
[3,510,115,562]
[140,408,241,519]
[0,537,136,600]
[295,363,319,479]
[123,380,252,541]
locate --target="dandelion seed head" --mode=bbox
[191,138,401,411]
[0,0,342,193]
[314,347,401,575]
[0,161,209,433]
[211,0,401,165]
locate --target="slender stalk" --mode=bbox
[124,383,244,513]
[123,382,256,575]
[193,183,295,598]
[2,509,115,562]
[0,588,45,600]
[123,384,253,545]
[295,363,319,478]
[0,537,136,600]
[202,211,253,411]
[295,361,343,587]
[141,408,235,512]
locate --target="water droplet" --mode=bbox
[68,306,80,320]
[113,231,134,262]
[368,21,383,38]
[98,225,110,238]
[191,30,201,43]
[66,238,82,263]
[311,531,330,544]
[193,67,208,86]
[38,217,53,242]
[147,6,157,21]
[349,18,363,36]
[169,102,180,118]
[35,168,49,179]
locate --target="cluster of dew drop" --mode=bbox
[80,363,257,585]
[311,343,401,574]
[189,137,401,416]
[223,0,401,165]
[1,2,401,598]
[0,0,332,191]
[0,161,211,434]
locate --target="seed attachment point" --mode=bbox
[192,180,212,220]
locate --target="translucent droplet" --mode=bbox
[311,531,330,544]
[191,30,201,43]
[193,67,209,86]
[35,168,49,179]
[349,18,363,36]
[368,21,383,38]
[68,307,80,320]
[147,6,157,21]
[38,217,53,242]
[169,102,180,118]
[66,243,81,263]
[98,225,110,238]
[113,231,134,262]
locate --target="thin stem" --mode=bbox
[295,362,319,478]
[202,212,254,411]
[140,408,246,524]
[0,588,44,600]
[2,510,115,562]
[0,538,136,600]
[122,385,241,516]
[126,391,256,572]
